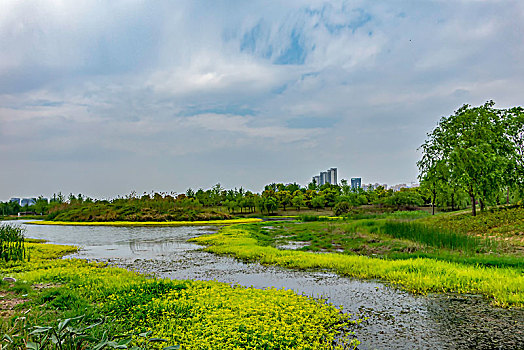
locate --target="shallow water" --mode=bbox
[9,221,524,349]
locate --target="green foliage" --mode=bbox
[4,314,178,350]
[419,102,524,216]
[0,225,26,262]
[379,189,424,209]
[47,195,231,222]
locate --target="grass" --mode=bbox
[0,241,359,349]
[26,218,263,227]
[192,223,524,307]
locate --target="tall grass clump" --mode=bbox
[379,221,496,253]
[0,224,26,262]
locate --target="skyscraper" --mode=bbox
[320,171,328,185]
[328,168,337,185]
[351,178,361,189]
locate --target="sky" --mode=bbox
[1,0,523,200]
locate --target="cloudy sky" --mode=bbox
[1,0,523,200]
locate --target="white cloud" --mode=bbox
[1,0,523,199]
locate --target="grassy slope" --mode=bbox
[0,242,358,349]
[192,223,524,308]
[419,206,524,246]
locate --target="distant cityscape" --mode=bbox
[8,171,419,205]
[312,168,338,186]
[9,197,48,207]
[312,168,419,192]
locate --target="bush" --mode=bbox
[333,202,351,216]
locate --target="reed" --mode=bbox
[378,221,497,253]
[0,224,26,262]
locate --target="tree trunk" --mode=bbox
[470,191,476,216]
[507,188,510,205]
[479,198,485,212]
[451,192,455,211]
[431,189,436,215]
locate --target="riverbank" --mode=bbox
[26,218,263,226]
[0,241,359,349]
[192,224,524,308]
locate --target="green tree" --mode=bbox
[276,190,292,211]
[419,101,523,216]
[291,193,305,211]
[311,196,326,211]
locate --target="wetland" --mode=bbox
[12,220,524,350]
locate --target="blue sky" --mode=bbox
[1,0,523,200]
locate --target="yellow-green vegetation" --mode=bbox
[192,224,524,307]
[0,241,359,349]
[27,218,263,227]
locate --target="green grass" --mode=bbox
[192,224,524,307]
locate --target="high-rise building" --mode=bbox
[350,178,361,189]
[328,168,337,185]
[312,176,320,185]
[9,198,20,205]
[320,171,328,185]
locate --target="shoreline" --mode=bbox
[25,218,264,226]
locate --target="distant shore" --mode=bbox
[26,218,263,226]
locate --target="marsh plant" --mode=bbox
[377,221,498,253]
[0,224,26,262]
[2,315,179,350]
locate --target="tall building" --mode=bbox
[9,198,20,205]
[320,171,328,185]
[328,168,337,185]
[312,175,320,185]
[350,178,361,190]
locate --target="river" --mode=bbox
[9,221,524,350]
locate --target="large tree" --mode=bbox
[418,101,523,216]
